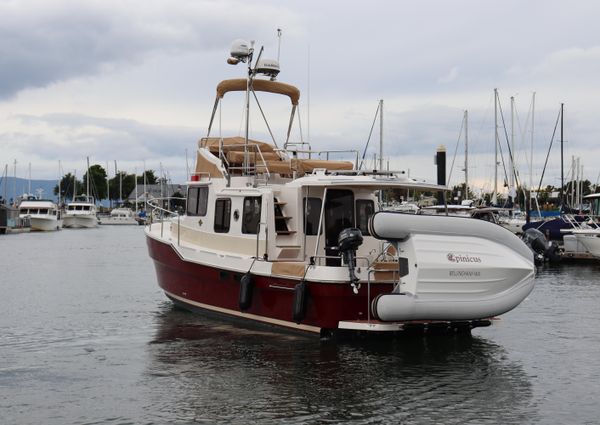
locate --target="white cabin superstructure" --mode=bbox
[18,198,62,231]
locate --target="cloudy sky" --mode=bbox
[1,0,599,197]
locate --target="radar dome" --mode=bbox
[230,39,251,60]
[255,58,280,79]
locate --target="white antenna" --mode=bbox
[277,28,282,62]
[464,110,469,200]
[307,43,311,143]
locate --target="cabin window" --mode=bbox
[303,197,322,235]
[214,198,231,233]
[242,196,262,234]
[186,186,208,216]
[356,200,374,236]
[39,209,48,215]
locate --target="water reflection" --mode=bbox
[144,306,536,424]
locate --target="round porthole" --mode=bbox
[233,209,240,221]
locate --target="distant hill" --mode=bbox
[0,177,58,203]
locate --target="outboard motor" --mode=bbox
[337,228,363,294]
[522,228,561,265]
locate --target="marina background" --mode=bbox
[2,1,600,192]
[1,226,599,424]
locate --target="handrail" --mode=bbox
[145,196,186,232]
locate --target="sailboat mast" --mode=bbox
[12,159,17,204]
[464,110,469,200]
[493,89,498,204]
[560,103,564,206]
[3,164,7,201]
[58,160,61,206]
[379,99,384,171]
[530,92,535,211]
[143,160,147,210]
[106,161,110,208]
[86,156,90,199]
[510,96,515,191]
[28,162,31,195]
[134,168,138,211]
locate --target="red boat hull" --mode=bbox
[146,235,393,333]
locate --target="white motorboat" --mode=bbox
[18,196,62,231]
[144,38,536,336]
[63,195,98,228]
[569,194,600,258]
[98,207,139,225]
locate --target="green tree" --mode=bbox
[82,164,108,200]
[109,172,137,203]
[54,173,83,202]
[137,170,157,185]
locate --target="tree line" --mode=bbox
[53,165,158,201]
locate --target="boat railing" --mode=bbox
[145,196,186,240]
[277,148,360,168]
[563,213,600,230]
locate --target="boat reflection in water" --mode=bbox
[145,306,536,424]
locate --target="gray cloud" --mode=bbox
[5,113,200,160]
[0,0,301,99]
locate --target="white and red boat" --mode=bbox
[145,39,536,336]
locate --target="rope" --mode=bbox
[358,102,381,170]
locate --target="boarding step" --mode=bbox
[276,230,296,235]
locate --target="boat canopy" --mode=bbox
[200,137,277,154]
[216,79,300,105]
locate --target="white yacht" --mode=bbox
[18,196,62,231]
[98,207,138,225]
[63,195,98,228]
[570,194,600,258]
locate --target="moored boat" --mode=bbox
[18,196,62,231]
[145,39,536,336]
[63,195,98,228]
[98,207,138,225]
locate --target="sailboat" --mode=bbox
[144,38,535,336]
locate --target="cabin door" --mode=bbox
[324,189,354,266]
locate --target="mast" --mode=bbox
[530,92,535,211]
[510,96,515,193]
[379,99,384,171]
[12,159,17,204]
[134,168,138,211]
[571,156,575,206]
[560,103,564,207]
[464,110,469,200]
[28,162,31,195]
[243,41,257,176]
[73,171,77,201]
[4,164,8,202]
[106,161,110,208]
[58,161,61,207]
[143,160,147,210]
[493,89,498,205]
[86,156,90,201]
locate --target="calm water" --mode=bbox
[1,226,600,424]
